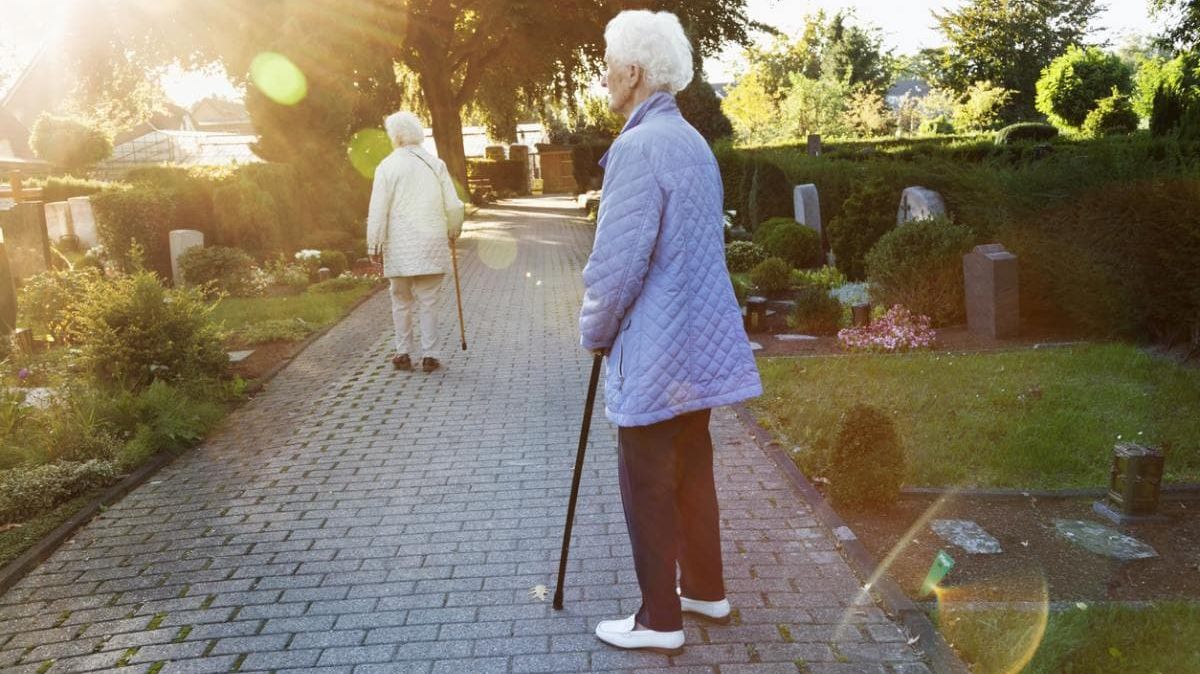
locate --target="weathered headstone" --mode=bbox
[807,134,822,156]
[169,230,204,287]
[897,186,946,225]
[792,184,822,241]
[317,267,332,282]
[963,243,1019,339]
[66,197,99,249]
[44,201,73,244]
[0,202,51,280]
[1054,519,1157,561]
[931,519,1003,554]
[227,350,255,364]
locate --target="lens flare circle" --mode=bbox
[476,233,517,270]
[250,52,307,106]
[347,128,393,179]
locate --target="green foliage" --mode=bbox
[791,265,847,291]
[826,178,896,280]
[677,67,734,142]
[752,216,795,246]
[0,460,118,524]
[865,216,974,327]
[829,403,904,509]
[91,187,175,277]
[235,318,313,344]
[723,154,794,230]
[952,81,1014,132]
[1035,45,1133,130]
[1154,0,1200,51]
[467,158,528,194]
[308,275,371,293]
[17,269,99,343]
[28,114,112,172]
[1148,51,1200,138]
[725,241,767,273]
[918,115,954,135]
[178,246,256,297]
[1081,90,1140,138]
[995,122,1059,144]
[73,272,227,390]
[124,166,223,244]
[934,0,1104,120]
[319,250,348,276]
[32,176,114,203]
[749,257,792,296]
[212,177,283,258]
[111,381,224,469]
[568,143,610,193]
[762,221,822,269]
[788,283,843,335]
[0,244,17,338]
[730,273,752,305]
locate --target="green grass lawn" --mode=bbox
[209,285,378,344]
[936,602,1200,674]
[750,344,1200,489]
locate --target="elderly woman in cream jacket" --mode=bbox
[367,111,465,373]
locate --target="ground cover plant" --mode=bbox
[750,344,1200,489]
[211,282,376,345]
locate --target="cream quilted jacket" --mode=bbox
[366,146,465,278]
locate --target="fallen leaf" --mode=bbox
[0,523,23,533]
[529,584,549,601]
[907,634,921,646]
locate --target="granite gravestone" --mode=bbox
[169,230,204,286]
[897,186,946,225]
[67,197,100,249]
[44,201,73,244]
[792,184,822,241]
[0,202,51,280]
[963,243,1019,339]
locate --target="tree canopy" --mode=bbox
[1153,0,1200,51]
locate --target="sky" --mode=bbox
[0,0,1171,105]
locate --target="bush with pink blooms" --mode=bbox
[837,305,936,352]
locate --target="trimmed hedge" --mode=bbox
[91,187,176,277]
[467,158,528,195]
[32,176,114,203]
[0,460,119,524]
[865,216,975,327]
[995,122,1059,145]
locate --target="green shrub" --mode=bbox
[467,158,528,195]
[1035,45,1133,130]
[827,178,897,281]
[725,241,767,273]
[995,122,1059,145]
[736,158,794,231]
[91,187,176,277]
[829,404,904,509]
[319,250,348,276]
[677,72,734,142]
[763,221,821,269]
[752,216,793,246]
[791,265,847,291]
[178,246,256,297]
[265,258,310,292]
[865,216,974,327]
[230,163,314,250]
[1148,52,1200,137]
[73,272,227,389]
[113,381,224,469]
[124,166,223,244]
[308,275,370,294]
[1081,90,1140,138]
[750,257,792,296]
[569,143,611,192]
[0,460,118,523]
[730,274,752,305]
[301,229,354,252]
[212,178,283,257]
[33,176,114,203]
[17,268,99,343]
[29,114,112,172]
[919,115,954,135]
[788,283,843,335]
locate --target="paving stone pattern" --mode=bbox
[0,197,927,673]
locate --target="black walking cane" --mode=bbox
[553,352,604,610]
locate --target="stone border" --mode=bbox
[0,283,386,597]
[902,484,1200,500]
[731,403,971,674]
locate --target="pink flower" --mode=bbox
[17,368,29,381]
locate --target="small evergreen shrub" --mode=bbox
[73,272,227,390]
[319,250,348,277]
[749,257,792,296]
[29,114,112,172]
[763,221,821,269]
[919,115,953,135]
[178,246,257,297]
[827,178,896,281]
[732,158,794,230]
[995,122,1059,145]
[788,283,843,335]
[677,72,734,142]
[792,265,847,291]
[1035,45,1133,130]
[17,268,100,343]
[752,216,794,247]
[829,404,904,509]
[725,241,767,273]
[33,176,113,202]
[865,216,974,327]
[1081,90,1140,138]
[91,187,176,277]
[0,460,119,523]
[212,178,283,257]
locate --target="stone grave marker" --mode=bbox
[44,201,73,244]
[67,196,99,249]
[1054,519,1157,561]
[0,202,51,280]
[792,184,822,240]
[897,186,946,225]
[169,230,204,286]
[964,243,1019,339]
[931,519,1003,554]
[807,133,822,156]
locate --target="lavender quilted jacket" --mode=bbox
[579,92,762,427]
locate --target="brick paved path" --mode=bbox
[0,197,928,673]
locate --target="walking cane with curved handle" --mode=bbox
[554,352,604,610]
[449,237,467,351]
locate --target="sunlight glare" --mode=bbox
[250,52,307,106]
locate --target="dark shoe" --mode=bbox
[392,354,412,371]
[421,357,441,373]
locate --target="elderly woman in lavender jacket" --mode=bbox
[579,9,762,654]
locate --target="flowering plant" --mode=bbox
[294,249,322,262]
[837,305,936,352]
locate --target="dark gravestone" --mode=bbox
[963,243,1019,339]
[806,134,822,156]
[0,202,52,281]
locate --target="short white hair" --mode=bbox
[384,110,424,147]
[605,10,694,94]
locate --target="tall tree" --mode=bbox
[1152,0,1200,50]
[934,0,1103,120]
[65,0,753,189]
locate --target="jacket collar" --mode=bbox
[599,91,677,169]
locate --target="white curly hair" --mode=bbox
[604,10,694,94]
[384,110,425,148]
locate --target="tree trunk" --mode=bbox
[419,63,468,197]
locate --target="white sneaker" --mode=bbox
[679,595,733,625]
[594,615,685,654]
